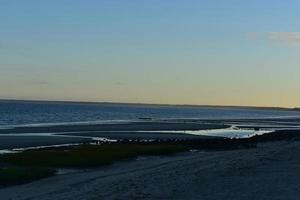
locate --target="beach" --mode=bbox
[1,139,300,200]
[0,104,300,200]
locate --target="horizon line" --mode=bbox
[0,98,297,110]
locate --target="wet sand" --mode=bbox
[0,121,229,134]
[1,139,300,200]
[0,136,91,150]
[1,119,299,151]
[0,133,219,150]
[0,122,228,150]
[57,131,221,140]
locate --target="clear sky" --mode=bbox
[1,0,300,107]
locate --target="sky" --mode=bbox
[1,0,300,107]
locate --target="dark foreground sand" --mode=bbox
[1,140,300,200]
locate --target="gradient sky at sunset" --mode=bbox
[1,0,300,107]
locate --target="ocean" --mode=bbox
[1,100,300,127]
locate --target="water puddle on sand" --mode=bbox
[145,128,272,139]
[0,149,18,154]
[182,129,271,138]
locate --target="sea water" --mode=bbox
[1,100,300,127]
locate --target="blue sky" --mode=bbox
[1,0,300,107]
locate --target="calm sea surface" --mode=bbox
[0,101,300,127]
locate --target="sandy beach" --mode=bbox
[0,120,300,200]
[1,139,300,200]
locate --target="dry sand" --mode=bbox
[1,140,300,200]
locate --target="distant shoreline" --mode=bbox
[0,98,297,111]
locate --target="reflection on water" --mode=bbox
[182,129,271,138]
[148,128,272,139]
[0,149,18,154]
